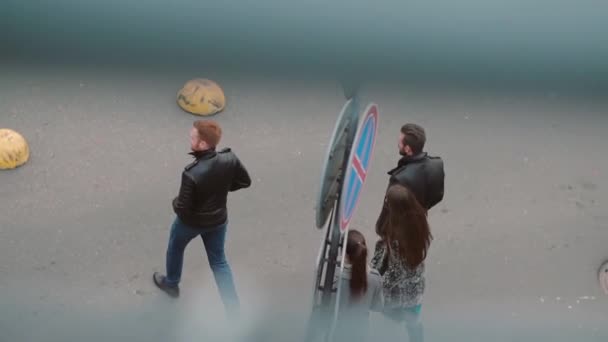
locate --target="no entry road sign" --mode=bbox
[339,103,379,232]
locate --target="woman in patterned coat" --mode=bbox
[371,184,433,342]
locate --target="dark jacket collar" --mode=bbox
[188,149,217,160]
[397,152,427,167]
[389,152,427,175]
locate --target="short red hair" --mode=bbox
[193,120,222,148]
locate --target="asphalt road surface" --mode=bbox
[1,63,607,341]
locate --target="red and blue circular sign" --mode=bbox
[339,103,379,232]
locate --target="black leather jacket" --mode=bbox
[388,152,445,211]
[172,148,251,229]
[376,152,444,236]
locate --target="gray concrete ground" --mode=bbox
[1,64,607,341]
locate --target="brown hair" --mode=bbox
[379,184,432,269]
[193,120,222,148]
[345,229,368,300]
[401,123,426,155]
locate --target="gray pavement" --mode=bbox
[1,64,607,341]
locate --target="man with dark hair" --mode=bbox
[390,123,444,211]
[153,119,251,318]
[376,123,444,236]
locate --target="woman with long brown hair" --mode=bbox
[332,229,383,342]
[371,184,433,342]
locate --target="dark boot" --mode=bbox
[153,272,180,298]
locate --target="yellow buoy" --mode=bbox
[177,78,226,116]
[0,128,30,170]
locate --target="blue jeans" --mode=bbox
[164,217,239,314]
[383,305,423,342]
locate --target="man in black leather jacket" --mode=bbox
[153,120,251,317]
[376,123,444,235]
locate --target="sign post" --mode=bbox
[329,103,378,340]
[306,88,379,342]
